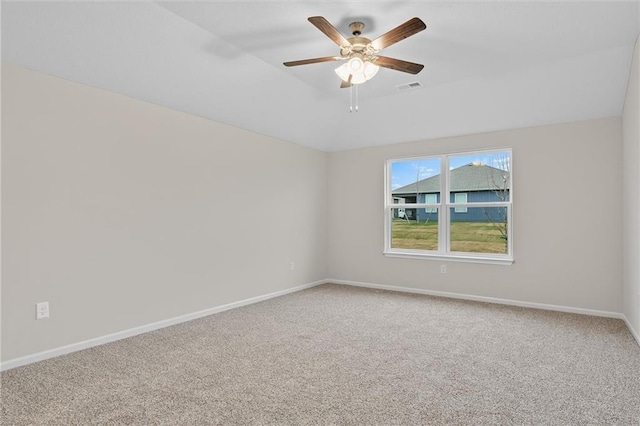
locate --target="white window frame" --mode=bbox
[384,149,513,265]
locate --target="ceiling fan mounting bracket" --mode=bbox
[348,21,365,36]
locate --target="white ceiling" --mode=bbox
[2,1,639,152]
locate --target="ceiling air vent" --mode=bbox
[396,81,423,91]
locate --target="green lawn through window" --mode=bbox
[391,219,508,254]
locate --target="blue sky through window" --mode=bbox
[391,152,510,190]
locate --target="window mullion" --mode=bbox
[440,155,449,253]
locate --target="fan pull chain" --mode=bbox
[349,83,359,113]
[349,84,353,113]
[355,84,359,112]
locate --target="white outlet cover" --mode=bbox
[36,302,49,319]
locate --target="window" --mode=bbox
[425,193,438,213]
[385,149,512,264]
[453,193,468,213]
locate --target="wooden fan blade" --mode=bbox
[340,75,353,89]
[308,16,350,48]
[370,17,426,51]
[374,56,424,74]
[283,56,343,67]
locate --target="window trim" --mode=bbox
[384,149,513,265]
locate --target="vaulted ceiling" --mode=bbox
[3,1,639,151]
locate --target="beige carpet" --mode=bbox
[2,283,639,425]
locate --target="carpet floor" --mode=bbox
[2,283,639,425]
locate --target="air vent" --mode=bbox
[396,81,423,91]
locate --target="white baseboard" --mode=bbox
[3,278,635,371]
[623,315,640,347]
[0,279,327,372]
[329,279,625,319]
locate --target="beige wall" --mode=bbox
[1,64,328,361]
[327,118,623,312]
[1,61,633,364]
[623,35,640,337]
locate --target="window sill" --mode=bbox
[383,250,514,265]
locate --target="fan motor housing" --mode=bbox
[341,36,375,57]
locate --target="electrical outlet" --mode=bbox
[36,302,49,320]
[440,265,446,274]
[290,261,295,271]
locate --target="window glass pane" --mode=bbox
[449,207,508,254]
[391,158,441,204]
[391,208,438,250]
[449,152,510,203]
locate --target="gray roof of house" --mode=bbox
[392,163,510,195]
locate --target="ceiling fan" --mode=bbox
[284,16,426,88]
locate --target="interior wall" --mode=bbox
[622,35,640,338]
[327,117,623,313]
[1,64,328,362]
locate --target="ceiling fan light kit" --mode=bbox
[334,56,379,85]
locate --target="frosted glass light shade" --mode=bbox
[363,61,379,80]
[335,58,380,85]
